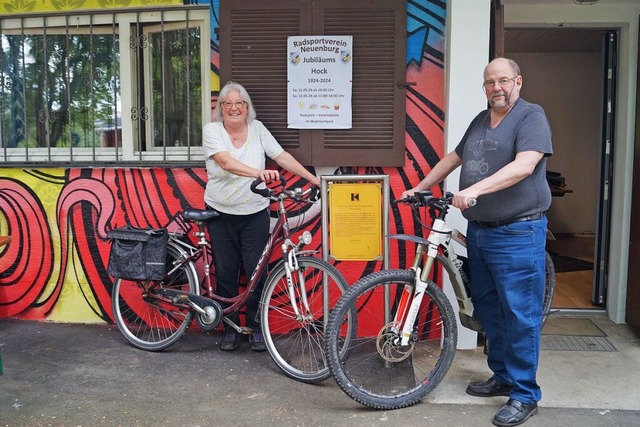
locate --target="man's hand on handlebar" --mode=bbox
[452,190,478,210]
[400,187,478,209]
[400,188,418,200]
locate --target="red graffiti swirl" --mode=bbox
[0,178,54,317]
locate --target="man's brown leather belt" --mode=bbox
[474,212,545,228]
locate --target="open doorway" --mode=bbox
[504,28,615,312]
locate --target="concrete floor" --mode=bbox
[0,315,638,426]
[427,315,640,412]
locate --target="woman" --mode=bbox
[203,81,321,351]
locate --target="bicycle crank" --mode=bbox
[152,289,223,331]
[376,322,415,362]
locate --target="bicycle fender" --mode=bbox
[296,250,318,257]
[264,251,319,283]
[388,234,430,246]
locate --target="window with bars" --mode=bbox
[0,6,210,165]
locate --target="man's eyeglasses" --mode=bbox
[482,76,518,91]
[221,101,247,109]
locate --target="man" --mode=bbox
[402,57,552,427]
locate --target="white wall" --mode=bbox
[445,0,492,349]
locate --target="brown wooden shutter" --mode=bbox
[220,0,406,166]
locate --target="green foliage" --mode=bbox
[1,31,120,148]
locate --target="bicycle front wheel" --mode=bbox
[260,256,355,383]
[325,269,458,410]
[111,242,198,351]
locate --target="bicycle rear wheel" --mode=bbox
[325,269,458,409]
[543,250,556,325]
[111,242,198,351]
[260,257,355,383]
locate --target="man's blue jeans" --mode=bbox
[466,216,547,404]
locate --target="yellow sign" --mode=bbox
[329,182,382,261]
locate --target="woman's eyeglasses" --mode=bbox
[221,101,247,109]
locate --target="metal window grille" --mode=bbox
[0,5,209,165]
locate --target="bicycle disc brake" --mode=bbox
[376,322,414,362]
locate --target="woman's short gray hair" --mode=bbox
[212,81,257,123]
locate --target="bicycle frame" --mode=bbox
[162,180,319,332]
[388,195,476,346]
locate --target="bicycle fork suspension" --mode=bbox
[391,245,438,347]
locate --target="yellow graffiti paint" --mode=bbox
[0,0,181,14]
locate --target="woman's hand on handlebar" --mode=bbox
[257,169,280,183]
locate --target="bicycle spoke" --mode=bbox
[112,243,197,351]
[261,257,353,383]
[326,270,457,409]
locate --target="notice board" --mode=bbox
[328,182,382,261]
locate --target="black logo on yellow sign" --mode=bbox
[350,193,359,201]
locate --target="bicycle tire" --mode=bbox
[325,269,458,409]
[260,256,355,383]
[542,250,556,325]
[112,241,198,351]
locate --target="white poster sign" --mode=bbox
[287,35,352,129]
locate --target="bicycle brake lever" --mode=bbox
[309,185,320,202]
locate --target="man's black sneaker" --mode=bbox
[466,377,513,397]
[221,332,241,351]
[250,331,267,352]
[492,398,538,427]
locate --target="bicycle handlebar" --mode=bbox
[395,191,477,209]
[250,177,320,203]
[394,190,451,207]
[393,190,455,230]
[250,176,285,198]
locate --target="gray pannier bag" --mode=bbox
[106,226,168,281]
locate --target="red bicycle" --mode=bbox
[111,177,356,383]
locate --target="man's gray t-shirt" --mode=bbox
[455,98,553,222]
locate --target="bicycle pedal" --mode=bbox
[238,327,253,335]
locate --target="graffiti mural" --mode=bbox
[0,168,208,321]
[0,0,183,14]
[0,0,447,323]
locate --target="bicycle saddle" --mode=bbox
[182,209,220,222]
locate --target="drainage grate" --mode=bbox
[541,335,618,352]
